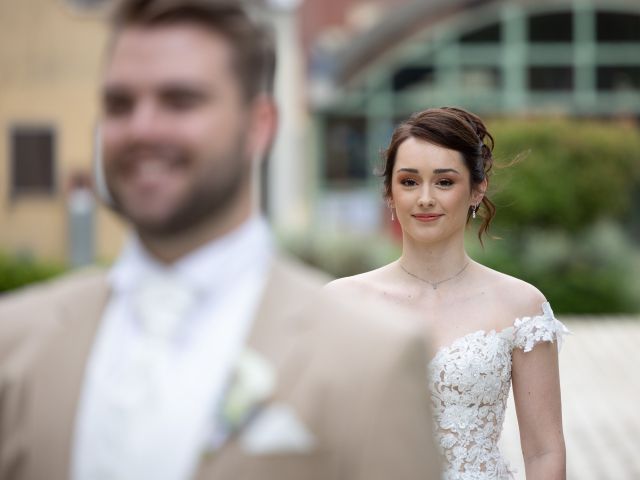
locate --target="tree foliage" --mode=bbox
[487,119,640,230]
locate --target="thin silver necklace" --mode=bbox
[399,261,470,290]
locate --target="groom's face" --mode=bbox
[100,23,253,236]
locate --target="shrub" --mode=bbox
[0,253,66,294]
[280,231,400,280]
[487,118,640,231]
[467,221,640,314]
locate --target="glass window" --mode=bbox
[460,23,501,43]
[528,12,573,42]
[10,126,56,196]
[392,66,435,92]
[597,66,640,91]
[528,66,574,91]
[324,116,368,183]
[461,67,501,91]
[597,12,640,42]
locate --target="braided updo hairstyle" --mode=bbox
[381,106,496,243]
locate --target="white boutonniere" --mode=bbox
[219,349,276,437]
[207,349,316,456]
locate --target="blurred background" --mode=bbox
[1,0,639,476]
[1,0,639,314]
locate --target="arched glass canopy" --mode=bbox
[315,1,640,186]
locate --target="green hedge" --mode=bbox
[475,118,640,312]
[487,119,640,230]
[282,231,401,280]
[467,221,640,314]
[0,253,66,293]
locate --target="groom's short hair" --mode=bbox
[110,0,276,101]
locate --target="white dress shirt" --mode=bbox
[72,217,273,480]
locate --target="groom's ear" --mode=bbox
[246,94,278,165]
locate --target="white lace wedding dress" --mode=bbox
[428,302,569,479]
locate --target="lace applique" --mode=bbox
[428,302,569,479]
[513,302,570,353]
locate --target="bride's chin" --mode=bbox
[402,230,442,246]
[402,228,463,248]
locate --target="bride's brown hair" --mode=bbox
[381,106,496,244]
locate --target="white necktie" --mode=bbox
[135,273,198,339]
[87,272,198,480]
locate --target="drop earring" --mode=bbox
[391,209,395,221]
[472,204,478,219]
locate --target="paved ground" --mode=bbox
[499,316,640,479]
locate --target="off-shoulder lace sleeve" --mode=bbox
[513,302,570,353]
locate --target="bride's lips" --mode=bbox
[412,213,444,222]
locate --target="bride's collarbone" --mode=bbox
[414,296,511,334]
[374,281,510,326]
[401,287,485,309]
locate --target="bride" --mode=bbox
[326,107,567,479]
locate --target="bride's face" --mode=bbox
[389,136,484,245]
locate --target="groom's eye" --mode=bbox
[104,91,134,117]
[161,87,208,112]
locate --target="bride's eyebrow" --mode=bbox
[433,168,460,175]
[397,168,419,173]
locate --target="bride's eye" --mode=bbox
[400,178,419,187]
[436,178,454,187]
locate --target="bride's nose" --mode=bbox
[418,186,435,208]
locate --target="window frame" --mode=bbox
[9,124,58,199]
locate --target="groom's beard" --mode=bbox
[103,138,251,238]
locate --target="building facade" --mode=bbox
[308,0,640,235]
[2,0,639,263]
[0,0,125,264]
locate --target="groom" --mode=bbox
[0,1,440,479]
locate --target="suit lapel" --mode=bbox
[245,257,328,406]
[245,259,314,371]
[26,273,109,480]
[196,257,321,479]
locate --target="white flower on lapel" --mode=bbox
[220,348,276,433]
[209,349,316,456]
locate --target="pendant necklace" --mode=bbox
[400,261,470,290]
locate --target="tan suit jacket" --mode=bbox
[0,256,440,480]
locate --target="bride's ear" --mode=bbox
[472,178,488,204]
[386,197,395,210]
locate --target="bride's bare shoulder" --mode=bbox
[324,264,394,297]
[478,265,548,319]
